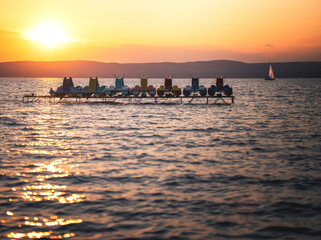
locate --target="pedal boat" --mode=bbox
[50,77,83,98]
[131,77,156,97]
[183,77,207,97]
[157,76,181,97]
[208,76,233,97]
[105,77,130,96]
[82,77,106,97]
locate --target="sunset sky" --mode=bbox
[0,0,320,63]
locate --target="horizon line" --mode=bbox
[1,59,321,65]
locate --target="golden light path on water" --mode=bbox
[9,160,85,204]
[2,123,86,239]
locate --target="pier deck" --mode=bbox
[22,94,235,105]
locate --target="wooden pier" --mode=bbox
[22,94,235,105]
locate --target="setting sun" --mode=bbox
[26,23,70,47]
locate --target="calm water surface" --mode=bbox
[0,78,321,239]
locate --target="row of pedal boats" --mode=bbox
[50,76,233,98]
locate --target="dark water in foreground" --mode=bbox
[1,78,321,239]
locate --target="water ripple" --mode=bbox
[0,78,321,239]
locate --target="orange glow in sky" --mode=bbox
[0,0,320,63]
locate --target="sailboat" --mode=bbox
[265,62,275,80]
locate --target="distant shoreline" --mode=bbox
[1,60,321,78]
[1,77,320,79]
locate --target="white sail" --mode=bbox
[269,64,274,79]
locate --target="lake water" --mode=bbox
[1,78,321,239]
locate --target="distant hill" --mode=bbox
[0,60,320,78]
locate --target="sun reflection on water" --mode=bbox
[24,216,83,227]
[2,157,85,239]
[4,214,81,239]
[9,160,86,204]
[7,231,76,239]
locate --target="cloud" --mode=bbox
[265,44,274,48]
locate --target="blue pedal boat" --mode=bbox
[183,77,207,97]
[105,77,130,96]
[208,76,233,96]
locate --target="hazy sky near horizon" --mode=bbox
[0,0,320,63]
